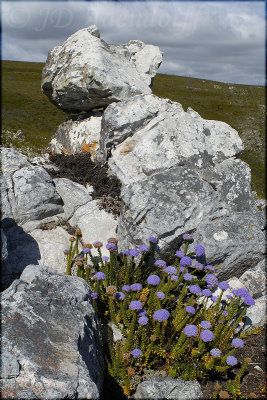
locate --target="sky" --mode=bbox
[1,1,266,85]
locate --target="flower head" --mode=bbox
[153,309,170,322]
[123,250,130,256]
[222,310,229,316]
[218,281,230,291]
[138,244,149,253]
[131,283,142,291]
[204,273,218,288]
[184,324,198,337]
[175,250,185,258]
[131,348,142,358]
[204,265,215,272]
[195,263,204,271]
[102,256,109,262]
[129,249,140,257]
[147,275,161,286]
[154,259,167,268]
[138,309,147,316]
[115,292,126,300]
[171,275,178,281]
[180,256,192,267]
[226,356,238,366]
[82,247,91,254]
[210,348,221,358]
[149,236,158,243]
[156,291,165,300]
[243,295,255,306]
[106,243,117,251]
[91,292,98,299]
[183,233,194,241]
[93,241,103,248]
[64,249,69,254]
[185,306,195,314]
[231,338,244,348]
[189,285,202,295]
[200,321,212,329]
[121,285,131,292]
[107,237,118,244]
[194,244,205,256]
[164,266,177,275]
[92,272,105,280]
[232,288,249,297]
[200,329,214,342]
[211,296,218,302]
[183,273,193,281]
[129,301,143,310]
[138,316,148,325]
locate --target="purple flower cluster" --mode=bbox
[231,338,244,348]
[102,256,109,262]
[200,330,214,342]
[175,250,185,258]
[147,275,161,285]
[91,292,98,299]
[189,285,202,295]
[129,301,143,310]
[154,259,167,268]
[194,244,205,256]
[82,248,91,254]
[164,266,177,275]
[195,263,204,271]
[106,243,117,251]
[115,292,126,300]
[180,256,192,267]
[132,348,142,358]
[156,291,165,300]
[129,249,139,256]
[210,348,221,358]
[200,321,211,329]
[149,236,158,243]
[202,289,212,297]
[204,273,218,288]
[138,316,148,325]
[183,273,193,281]
[171,275,178,281]
[226,355,238,366]
[182,233,194,241]
[138,309,147,316]
[139,244,149,253]
[204,265,215,272]
[184,324,198,337]
[185,306,195,314]
[122,285,131,292]
[218,281,230,290]
[92,272,105,280]
[131,283,142,291]
[153,309,170,322]
[232,288,255,305]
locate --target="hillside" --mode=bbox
[1,60,265,198]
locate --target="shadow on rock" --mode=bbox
[1,218,41,291]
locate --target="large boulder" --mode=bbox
[41,26,162,112]
[0,265,104,399]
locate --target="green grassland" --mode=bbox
[1,60,265,198]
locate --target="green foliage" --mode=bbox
[64,234,256,396]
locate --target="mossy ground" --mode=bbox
[1,60,265,198]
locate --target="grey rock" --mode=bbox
[101,95,243,184]
[239,259,266,298]
[49,112,102,161]
[1,228,8,261]
[0,264,104,399]
[244,295,266,330]
[133,377,203,399]
[53,178,92,220]
[42,26,162,112]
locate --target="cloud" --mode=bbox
[1,1,265,85]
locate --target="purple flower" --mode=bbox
[200,330,215,342]
[218,281,230,290]
[204,265,215,272]
[115,292,126,300]
[123,250,130,256]
[154,259,167,268]
[91,292,98,299]
[226,294,233,300]
[106,243,117,251]
[183,273,193,281]
[82,247,91,254]
[232,288,249,298]
[175,250,185,258]
[122,285,131,292]
[204,273,218,289]
[164,266,177,275]
[129,300,143,310]
[180,256,192,267]
[102,256,109,262]
[200,321,211,329]
[202,289,212,297]
[184,324,198,337]
[138,316,148,325]
[138,309,147,316]
[218,320,223,323]
[189,285,202,295]
[231,338,244,348]
[147,275,161,285]
[156,291,165,300]
[171,275,178,281]
[93,272,105,280]
[139,244,149,253]
[131,348,142,358]
[210,348,221,358]
[129,249,140,257]
[179,266,187,272]
[149,236,158,243]
[153,309,170,322]
[185,306,195,314]
[182,233,194,241]
[64,249,69,254]
[226,356,238,366]
[243,295,255,306]
[93,241,103,248]
[131,283,142,291]
[211,296,218,302]
[194,245,205,256]
[195,263,204,271]
[222,311,229,316]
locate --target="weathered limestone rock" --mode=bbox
[244,295,266,329]
[49,112,102,161]
[100,95,243,184]
[239,259,266,298]
[133,377,203,399]
[41,26,162,112]
[0,264,104,399]
[1,147,63,225]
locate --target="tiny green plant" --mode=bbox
[64,232,256,397]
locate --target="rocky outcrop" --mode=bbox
[0,264,104,399]
[133,377,203,399]
[41,26,162,112]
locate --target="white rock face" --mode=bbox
[42,26,162,112]
[49,112,102,160]
[101,95,244,185]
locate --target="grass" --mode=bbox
[1,60,265,198]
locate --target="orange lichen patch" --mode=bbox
[81,140,98,158]
[120,143,135,154]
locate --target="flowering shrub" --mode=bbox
[64,232,255,396]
